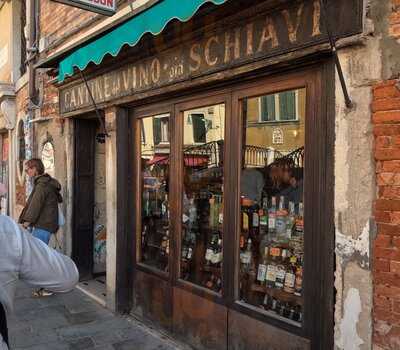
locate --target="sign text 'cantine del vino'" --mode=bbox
[59,0,362,114]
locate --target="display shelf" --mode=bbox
[201,265,222,275]
[250,284,303,306]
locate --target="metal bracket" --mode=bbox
[79,70,109,143]
[321,0,353,109]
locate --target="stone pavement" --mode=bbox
[7,283,184,350]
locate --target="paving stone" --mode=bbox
[9,282,182,350]
[67,336,96,349]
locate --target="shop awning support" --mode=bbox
[321,0,353,109]
[79,70,109,143]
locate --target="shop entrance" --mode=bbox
[73,118,107,300]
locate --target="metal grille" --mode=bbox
[20,0,27,76]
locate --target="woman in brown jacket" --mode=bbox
[19,158,63,245]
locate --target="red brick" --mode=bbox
[391,260,400,274]
[374,294,393,309]
[392,212,400,224]
[376,199,400,211]
[376,136,393,148]
[373,111,400,124]
[374,124,400,136]
[372,99,400,113]
[380,186,400,199]
[393,301,400,314]
[374,80,397,91]
[374,306,396,323]
[375,272,400,287]
[377,223,400,236]
[375,234,392,247]
[393,237,400,248]
[375,149,400,160]
[374,85,400,100]
[382,161,400,172]
[375,258,390,272]
[375,210,392,224]
[375,247,400,260]
[377,173,400,186]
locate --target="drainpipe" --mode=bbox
[26,0,38,195]
[27,0,38,104]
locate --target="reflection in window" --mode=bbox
[239,88,305,326]
[260,90,299,122]
[180,104,225,293]
[192,114,206,143]
[153,115,169,145]
[140,114,170,272]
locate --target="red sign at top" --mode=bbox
[51,0,116,16]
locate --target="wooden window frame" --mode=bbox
[173,93,231,304]
[133,103,175,282]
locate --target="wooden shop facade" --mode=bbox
[40,0,363,349]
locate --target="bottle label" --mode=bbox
[266,265,277,282]
[284,272,295,292]
[260,215,268,226]
[187,247,193,260]
[268,216,276,229]
[205,248,213,261]
[257,264,267,282]
[276,218,286,234]
[211,252,222,264]
[270,247,281,257]
[219,213,223,224]
[275,266,286,288]
[243,213,249,230]
[240,252,251,265]
[253,212,259,227]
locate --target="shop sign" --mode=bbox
[59,0,362,114]
[51,0,116,16]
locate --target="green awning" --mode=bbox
[58,0,228,82]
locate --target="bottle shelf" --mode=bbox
[201,265,222,275]
[250,283,303,306]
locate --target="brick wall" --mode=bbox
[373,80,400,349]
[40,0,129,57]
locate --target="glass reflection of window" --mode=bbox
[180,103,225,294]
[260,90,298,122]
[140,114,170,272]
[239,88,305,326]
[153,115,169,145]
[192,114,206,143]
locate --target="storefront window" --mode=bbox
[239,88,305,326]
[139,114,171,272]
[180,104,225,293]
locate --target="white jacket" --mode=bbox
[0,215,79,349]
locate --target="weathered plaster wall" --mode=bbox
[335,0,400,349]
[334,3,381,348]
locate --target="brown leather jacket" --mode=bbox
[19,174,63,233]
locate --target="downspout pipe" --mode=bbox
[27,0,37,103]
[27,0,38,162]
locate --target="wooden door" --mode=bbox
[73,118,96,280]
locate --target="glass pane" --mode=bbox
[239,88,305,326]
[180,104,225,293]
[139,114,170,272]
